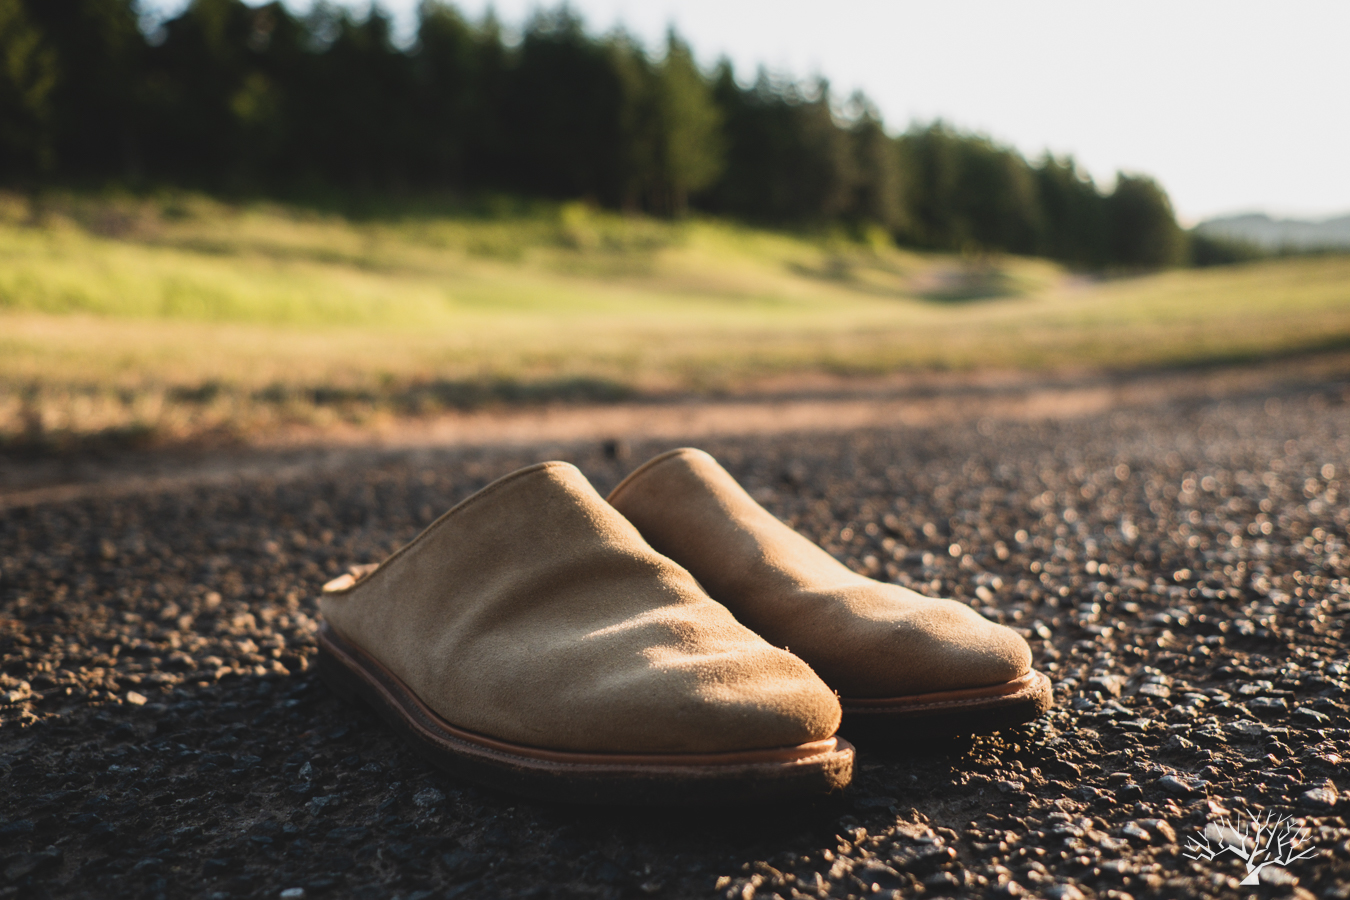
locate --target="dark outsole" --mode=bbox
[317,623,855,806]
[839,670,1054,741]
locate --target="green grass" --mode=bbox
[2,189,1349,452]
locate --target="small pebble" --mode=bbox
[1157,774,1206,796]
[1087,675,1124,697]
[1299,785,1338,810]
[1121,822,1151,843]
[1045,885,1086,900]
[413,788,445,808]
[1138,819,1177,843]
[1293,707,1329,725]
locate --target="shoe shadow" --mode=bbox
[7,660,1066,900]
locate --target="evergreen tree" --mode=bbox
[650,31,722,215]
[19,0,145,179]
[410,1,496,188]
[844,93,906,233]
[412,1,487,185]
[1106,173,1187,269]
[602,30,656,212]
[896,122,967,248]
[144,0,289,184]
[705,66,854,224]
[498,7,628,203]
[1034,154,1108,266]
[301,4,416,188]
[954,135,1041,254]
[0,0,57,176]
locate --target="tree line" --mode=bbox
[2,0,1208,268]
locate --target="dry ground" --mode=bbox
[1,363,1348,900]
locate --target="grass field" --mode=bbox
[3,190,1349,452]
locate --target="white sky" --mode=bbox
[141,0,1350,223]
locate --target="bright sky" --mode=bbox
[141,0,1350,223]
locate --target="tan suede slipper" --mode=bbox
[608,448,1053,738]
[317,461,852,805]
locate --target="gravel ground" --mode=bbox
[2,377,1348,900]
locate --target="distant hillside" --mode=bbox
[1196,212,1350,250]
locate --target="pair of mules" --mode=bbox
[317,448,1052,805]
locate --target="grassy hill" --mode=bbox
[3,190,1349,452]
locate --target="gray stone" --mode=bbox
[1293,707,1330,725]
[922,870,962,891]
[1088,675,1125,697]
[308,794,340,815]
[855,861,905,892]
[4,850,63,881]
[1247,696,1288,718]
[1157,774,1205,796]
[1299,785,1338,810]
[1259,866,1298,886]
[0,819,35,838]
[1100,860,1135,877]
[413,788,445,808]
[1121,822,1152,842]
[1138,819,1177,843]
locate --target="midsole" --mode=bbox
[320,622,849,771]
[840,670,1051,713]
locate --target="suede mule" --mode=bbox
[318,461,852,805]
[607,448,1052,737]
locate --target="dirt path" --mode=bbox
[1,366,1347,899]
[4,360,1346,511]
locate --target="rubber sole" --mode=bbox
[840,670,1053,739]
[317,623,855,806]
